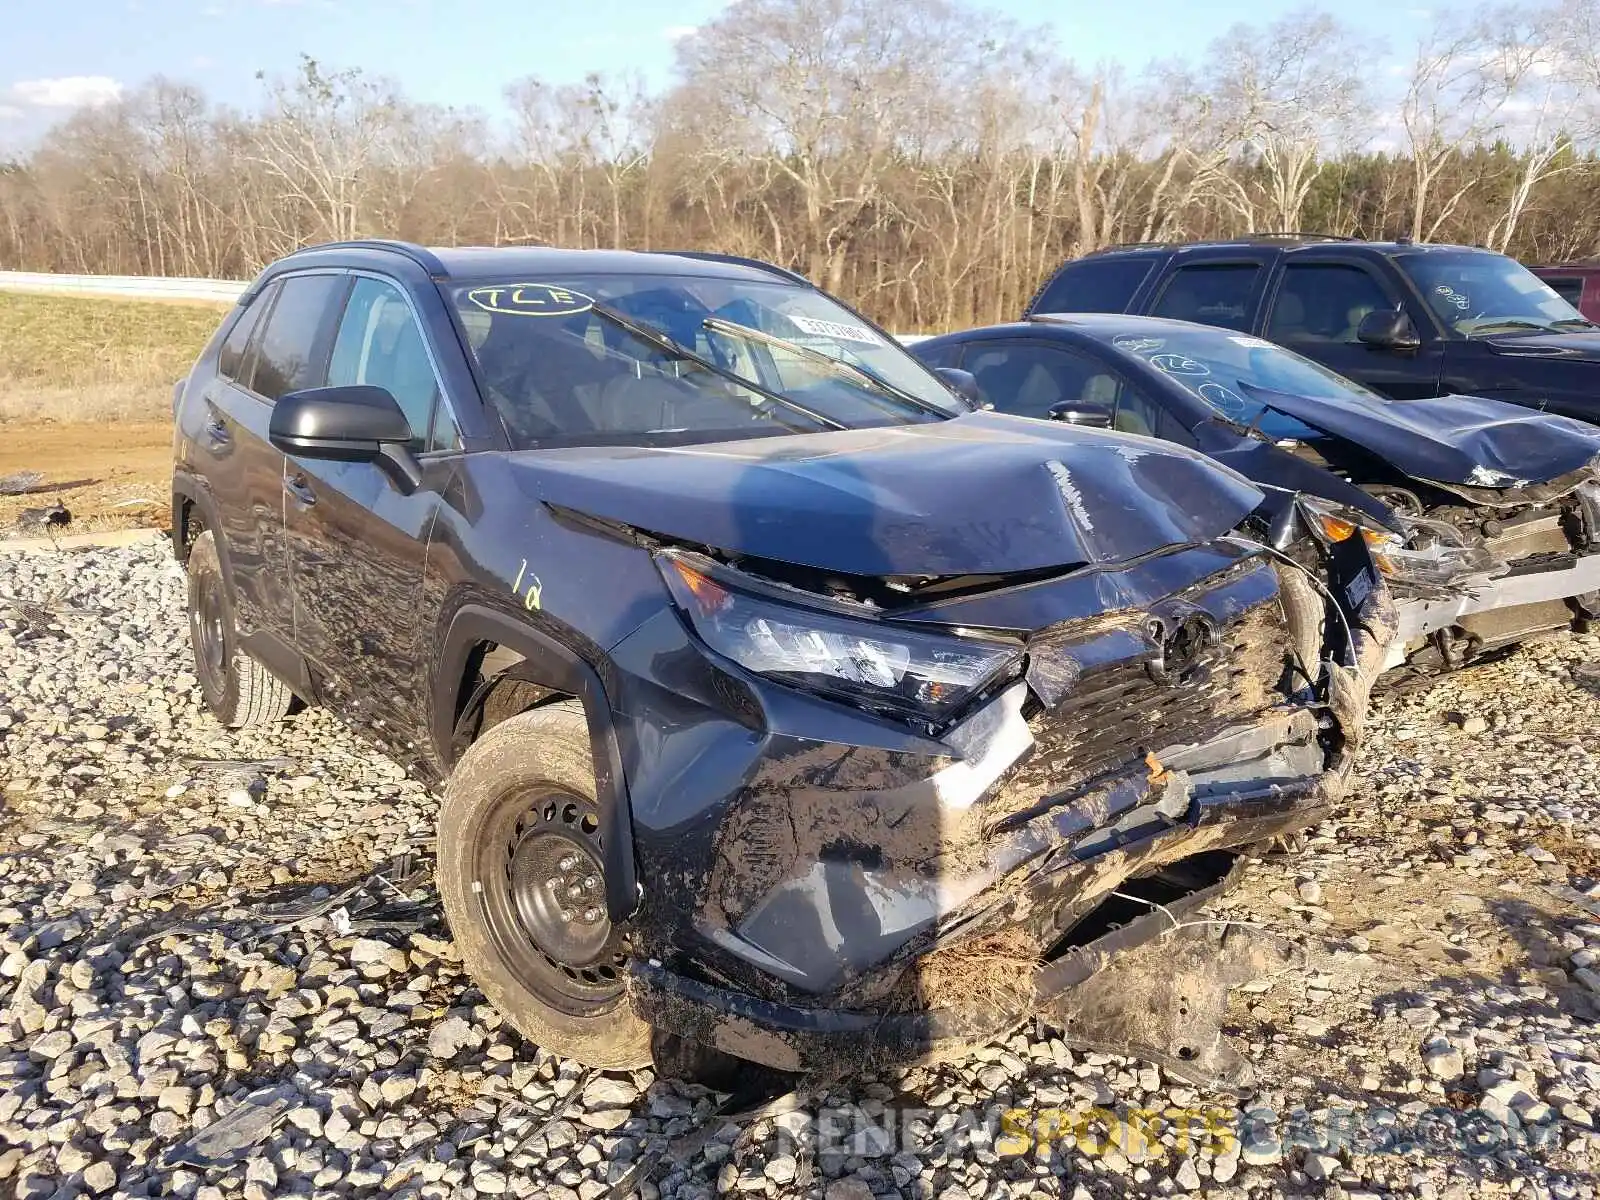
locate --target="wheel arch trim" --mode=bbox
[432,603,640,922]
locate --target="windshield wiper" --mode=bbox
[1463,318,1552,336]
[702,316,952,419]
[1551,317,1597,331]
[585,301,846,431]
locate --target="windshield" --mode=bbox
[448,274,960,448]
[1397,250,1590,337]
[1107,326,1377,441]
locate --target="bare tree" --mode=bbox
[3,0,1600,330]
[1399,11,1531,241]
[247,56,424,249]
[1209,9,1373,232]
[665,0,1020,292]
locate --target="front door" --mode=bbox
[1263,259,1445,400]
[283,275,459,757]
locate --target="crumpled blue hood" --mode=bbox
[512,411,1264,576]
[1241,383,1600,487]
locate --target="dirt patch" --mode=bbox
[0,420,173,534]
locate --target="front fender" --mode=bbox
[430,599,639,922]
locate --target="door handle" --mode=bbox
[203,417,230,447]
[285,473,317,506]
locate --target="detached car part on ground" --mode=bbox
[171,243,1391,1086]
[913,314,1600,674]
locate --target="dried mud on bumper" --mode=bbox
[629,555,1398,1079]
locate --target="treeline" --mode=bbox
[3,0,1600,331]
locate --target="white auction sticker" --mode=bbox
[788,314,882,346]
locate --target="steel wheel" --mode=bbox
[191,568,229,699]
[475,785,628,1015]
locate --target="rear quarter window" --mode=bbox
[1031,258,1153,314]
[217,295,268,382]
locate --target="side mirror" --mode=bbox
[1356,308,1421,351]
[1047,401,1113,428]
[269,385,421,492]
[933,367,984,407]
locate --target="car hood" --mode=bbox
[1485,329,1600,364]
[511,411,1264,577]
[1239,382,1600,487]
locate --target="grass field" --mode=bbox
[0,290,226,532]
[0,290,224,424]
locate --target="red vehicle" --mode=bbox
[1532,262,1600,323]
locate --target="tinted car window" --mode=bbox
[964,342,1120,420]
[1267,263,1394,344]
[1543,276,1585,306]
[1112,381,1195,445]
[329,277,452,450]
[1032,258,1153,314]
[1150,264,1261,332]
[246,274,345,401]
[218,296,268,383]
[910,339,961,369]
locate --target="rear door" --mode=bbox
[1261,258,1445,400]
[284,273,461,757]
[193,272,345,666]
[1147,258,1270,333]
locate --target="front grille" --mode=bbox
[1011,567,1290,802]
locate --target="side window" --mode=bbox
[1112,381,1195,446]
[910,340,961,370]
[1032,258,1154,314]
[1267,262,1396,344]
[964,342,1119,420]
[328,277,455,451]
[1543,276,1584,307]
[218,295,268,382]
[246,274,345,401]
[1150,264,1262,332]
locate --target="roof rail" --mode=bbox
[288,239,450,278]
[651,250,812,286]
[1087,241,1171,254]
[1240,232,1360,243]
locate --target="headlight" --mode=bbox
[1304,503,1402,555]
[1299,497,1499,589]
[659,553,1021,724]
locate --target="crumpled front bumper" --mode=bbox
[1387,549,1600,668]
[1384,477,1600,668]
[611,544,1393,1076]
[630,735,1340,1075]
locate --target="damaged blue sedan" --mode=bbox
[913,313,1600,673]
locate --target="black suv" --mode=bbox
[172,241,1386,1078]
[1026,237,1600,422]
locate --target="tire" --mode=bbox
[186,529,293,728]
[438,701,652,1070]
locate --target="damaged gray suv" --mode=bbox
[172,242,1392,1083]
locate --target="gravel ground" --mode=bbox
[2,540,1599,1200]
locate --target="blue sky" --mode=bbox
[0,0,1433,146]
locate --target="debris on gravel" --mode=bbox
[2,540,1598,1199]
